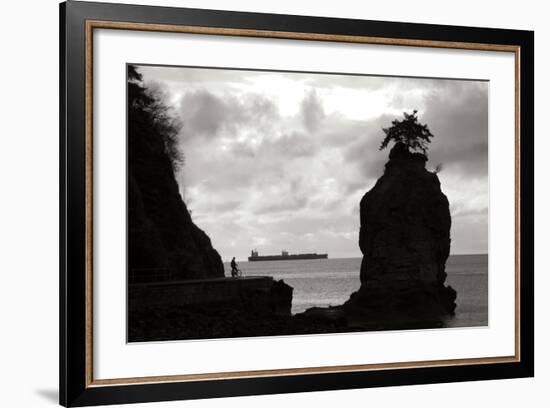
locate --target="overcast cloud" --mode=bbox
[136,65,488,261]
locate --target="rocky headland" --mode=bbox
[128,72,223,280]
[127,65,294,341]
[299,142,457,331]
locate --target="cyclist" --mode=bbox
[230,257,239,278]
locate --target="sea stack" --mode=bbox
[345,142,456,327]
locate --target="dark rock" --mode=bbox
[268,279,294,315]
[344,142,456,324]
[128,96,224,281]
[295,306,347,325]
[128,277,294,341]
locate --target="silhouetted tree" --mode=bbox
[379,110,434,155]
[127,65,183,274]
[128,65,184,171]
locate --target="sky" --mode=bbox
[135,64,489,261]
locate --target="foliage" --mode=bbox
[127,65,182,272]
[379,110,434,155]
[128,65,184,171]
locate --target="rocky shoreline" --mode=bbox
[129,299,447,342]
[129,142,457,342]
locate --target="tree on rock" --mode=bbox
[379,110,434,155]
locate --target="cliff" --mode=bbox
[128,72,224,281]
[344,142,456,325]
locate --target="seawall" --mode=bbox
[128,276,292,315]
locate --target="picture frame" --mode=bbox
[59,1,534,406]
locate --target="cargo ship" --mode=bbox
[248,249,328,262]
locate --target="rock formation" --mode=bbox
[344,142,456,326]
[127,66,297,343]
[127,76,224,281]
[128,165,224,280]
[128,277,294,341]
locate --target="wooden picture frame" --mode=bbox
[60,1,534,406]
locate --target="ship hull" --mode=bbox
[248,254,328,262]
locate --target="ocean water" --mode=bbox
[224,254,488,328]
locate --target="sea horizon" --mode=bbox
[222,254,488,329]
[225,252,489,263]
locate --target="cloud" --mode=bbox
[254,195,310,215]
[300,90,325,133]
[178,89,279,140]
[229,131,320,159]
[342,114,395,179]
[136,64,489,259]
[421,81,488,179]
[140,65,258,89]
[262,131,320,158]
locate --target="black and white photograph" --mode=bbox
[127,63,489,342]
[0,0,541,406]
